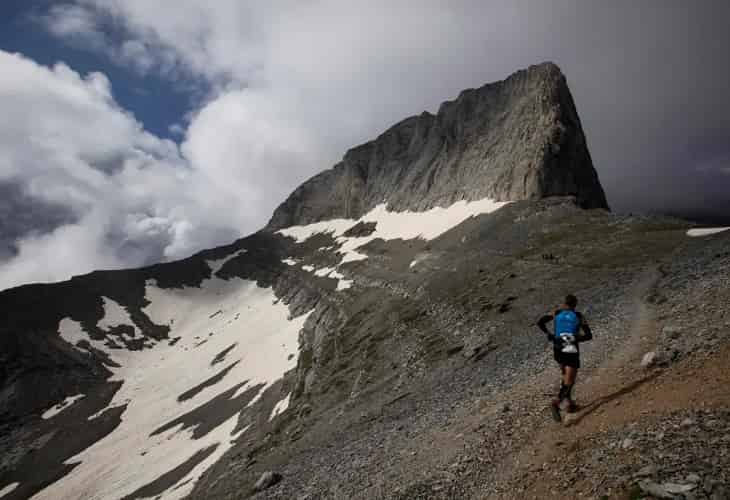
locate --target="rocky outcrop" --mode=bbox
[266,62,608,230]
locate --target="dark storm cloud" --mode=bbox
[2,1,728,289]
[0,51,249,289]
[62,0,728,217]
[553,1,730,216]
[0,182,76,259]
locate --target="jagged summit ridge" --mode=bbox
[267,62,608,230]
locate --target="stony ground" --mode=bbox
[3,200,726,500]
[186,202,729,500]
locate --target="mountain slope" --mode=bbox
[3,63,725,500]
[192,201,714,500]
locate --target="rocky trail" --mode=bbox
[376,259,729,500]
[481,264,730,500]
[234,220,729,500]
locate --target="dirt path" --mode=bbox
[482,265,730,499]
[349,263,725,500]
[482,267,660,497]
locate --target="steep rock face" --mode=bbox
[266,62,608,230]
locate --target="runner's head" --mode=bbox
[564,294,578,309]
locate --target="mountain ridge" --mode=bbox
[266,61,608,230]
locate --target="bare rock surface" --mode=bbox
[267,62,608,230]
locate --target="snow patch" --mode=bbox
[47,267,311,500]
[687,227,730,237]
[410,253,431,269]
[328,270,353,290]
[98,296,140,336]
[0,483,19,498]
[336,280,353,291]
[299,266,352,291]
[42,394,85,420]
[87,405,124,421]
[313,267,334,277]
[59,318,139,376]
[206,249,247,275]
[282,258,298,266]
[278,218,357,244]
[278,198,509,265]
[328,270,345,280]
[269,393,291,421]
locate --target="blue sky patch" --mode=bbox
[0,0,201,140]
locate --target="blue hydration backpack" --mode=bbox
[554,310,580,353]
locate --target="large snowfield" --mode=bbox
[27,198,510,500]
[278,198,509,264]
[32,252,311,500]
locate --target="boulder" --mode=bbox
[254,471,283,492]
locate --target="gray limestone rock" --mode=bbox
[254,471,282,492]
[711,485,728,500]
[641,351,658,368]
[638,479,692,499]
[267,62,608,231]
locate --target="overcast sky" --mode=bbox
[0,1,729,291]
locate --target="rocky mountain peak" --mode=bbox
[266,61,608,230]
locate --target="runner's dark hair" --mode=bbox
[565,294,578,309]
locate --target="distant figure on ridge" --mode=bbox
[537,294,593,421]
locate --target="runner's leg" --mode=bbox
[563,366,578,410]
[551,362,565,421]
[563,366,576,385]
[560,366,576,401]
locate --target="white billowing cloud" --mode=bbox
[6,1,730,289]
[44,0,730,218]
[182,89,324,212]
[57,1,541,155]
[0,51,259,290]
[44,4,102,42]
[45,1,271,84]
[119,40,156,74]
[2,213,121,289]
[50,0,546,225]
[41,4,176,76]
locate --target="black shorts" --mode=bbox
[554,349,581,368]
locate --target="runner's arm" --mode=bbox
[577,313,593,342]
[537,314,554,341]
